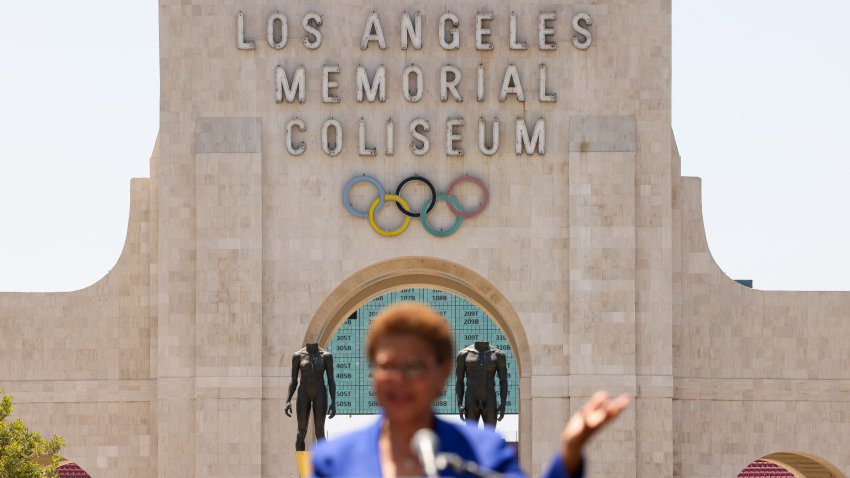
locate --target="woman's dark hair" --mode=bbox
[366,302,454,364]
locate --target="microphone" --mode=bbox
[410,428,440,478]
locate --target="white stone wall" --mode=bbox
[0,178,154,477]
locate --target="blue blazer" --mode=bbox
[311,415,583,478]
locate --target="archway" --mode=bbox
[304,256,533,466]
[326,288,521,430]
[305,257,531,376]
[737,452,846,478]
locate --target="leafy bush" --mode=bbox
[0,394,63,478]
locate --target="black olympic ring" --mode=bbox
[394,175,437,218]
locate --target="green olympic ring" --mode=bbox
[420,195,463,237]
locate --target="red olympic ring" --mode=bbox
[446,175,489,218]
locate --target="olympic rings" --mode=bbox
[342,174,489,237]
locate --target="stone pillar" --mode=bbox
[568,115,638,475]
[156,115,198,478]
[193,117,264,478]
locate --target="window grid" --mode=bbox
[328,288,519,415]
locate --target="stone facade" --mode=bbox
[1,0,848,477]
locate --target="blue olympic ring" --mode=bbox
[343,175,385,218]
[342,174,488,237]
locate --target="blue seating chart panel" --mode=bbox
[328,288,519,415]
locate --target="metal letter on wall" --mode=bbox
[572,13,593,50]
[322,65,341,103]
[475,12,494,51]
[509,12,528,50]
[500,65,525,102]
[446,118,465,157]
[322,118,343,156]
[539,64,557,103]
[403,64,424,103]
[439,12,460,50]
[286,118,306,156]
[302,13,323,49]
[356,66,387,103]
[409,119,430,156]
[516,117,545,155]
[361,12,387,50]
[267,12,288,49]
[358,118,377,156]
[538,12,557,50]
[237,12,256,50]
[441,65,463,102]
[400,12,422,50]
[479,117,500,156]
[276,65,306,104]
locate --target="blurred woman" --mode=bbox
[312,303,629,477]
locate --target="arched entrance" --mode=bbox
[326,288,521,419]
[303,256,533,466]
[737,452,846,478]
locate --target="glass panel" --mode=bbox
[328,288,520,415]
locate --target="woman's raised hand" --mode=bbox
[561,391,631,474]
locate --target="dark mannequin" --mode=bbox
[455,341,508,426]
[285,343,336,451]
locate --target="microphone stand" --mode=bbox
[434,452,506,478]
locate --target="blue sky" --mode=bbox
[1,0,848,291]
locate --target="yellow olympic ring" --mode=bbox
[368,194,411,236]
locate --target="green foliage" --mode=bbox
[0,394,64,478]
